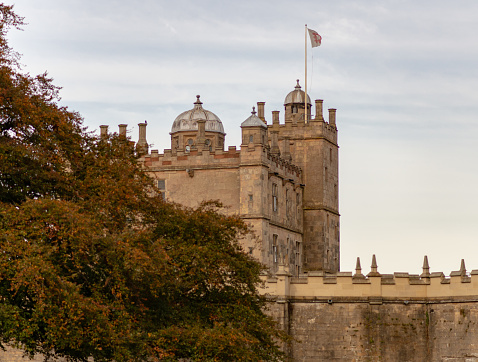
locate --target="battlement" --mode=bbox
[265,108,338,145]
[261,255,478,302]
[261,144,302,178]
[142,146,241,170]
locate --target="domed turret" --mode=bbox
[284,80,312,123]
[284,79,311,106]
[240,107,268,147]
[241,107,267,128]
[171,95,225,134]
[170,96,226,152]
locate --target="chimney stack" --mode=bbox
[328,108,336,128]
[100,125,108,138]
[136,122,148,156]
[118,124,127,138]
[315,99,324,121]
[272,110,280,126]
[257,102,265,122]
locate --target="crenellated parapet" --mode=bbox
[266,107,338,147]
[262,144,302,179]
[261,255,478,303]
[142,146,240,171]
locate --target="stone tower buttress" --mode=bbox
[276,81,340,272]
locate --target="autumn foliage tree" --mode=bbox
[0,4,286,361]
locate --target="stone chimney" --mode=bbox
[257,102,265,122]
[328,108,336,128]
[136,122,148,156]
[118,124,127,138]
[99,125,108,138]
[272,110,280,126]
[315,99,324,121]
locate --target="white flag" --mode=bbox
[308,28,322,47]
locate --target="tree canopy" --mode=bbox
[0,4,286,361]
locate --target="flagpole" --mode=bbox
[304,24,308,122]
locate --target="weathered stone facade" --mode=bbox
[139,80,339,276]
[263,260,478,361]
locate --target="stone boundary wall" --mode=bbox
[262,259,478,361]
[268,298,478,361]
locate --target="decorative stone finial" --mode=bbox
[252,106,256,116]
[460,259,467,276]
[295,79,301,89]
[356,257,362,273]
[421,255,430,278]
[367,254,381,277]
[194,95,203,106]
[353,257,365,279]
[371,254,377,271]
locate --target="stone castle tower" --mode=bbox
[135,80,339,274]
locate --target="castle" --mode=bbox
[100,81,476,361]
[4,82,478,361]
[133,80,340,275]
[129,81,478,361]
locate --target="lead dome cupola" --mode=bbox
[241,107,267,128]
[171,95,225,134]
[284,79,311,105]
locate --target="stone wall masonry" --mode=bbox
[262,261,478,361]
[265,298,478,361]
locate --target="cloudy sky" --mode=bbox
[7,0,478,275]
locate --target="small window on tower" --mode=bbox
[272,183,278,212]
[292,106,298,114]
[157,179,166,200]
[272,234,278,263]
[295,241,301,275]
[249,135,254,143]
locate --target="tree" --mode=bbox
[0,4,286,361]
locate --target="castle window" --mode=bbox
[295,241,301,275]
[205,139,212,151]
[330,148,333,162]
[157,179,166,200]
[272,183,278,212]
[272,234,278,263]
[292,105,298,114]
[286,189,291,221]
[249,135,254,143]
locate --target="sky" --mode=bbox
[7,0,478,275]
